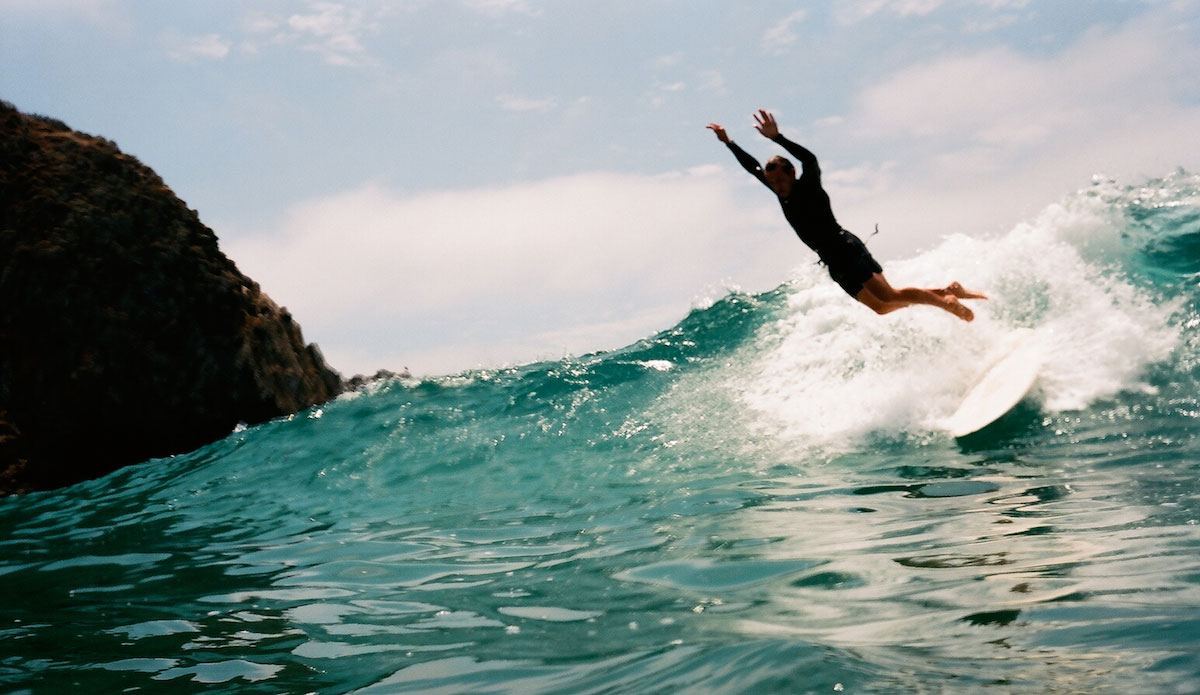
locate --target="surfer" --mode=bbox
[707,110,985,321]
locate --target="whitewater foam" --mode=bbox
[737,190,1181,448]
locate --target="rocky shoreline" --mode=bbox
[0,101,345,495]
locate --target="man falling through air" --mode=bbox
[708,110,985,321]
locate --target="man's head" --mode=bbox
[763,156,795,196]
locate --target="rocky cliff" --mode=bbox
[0,101,344,494]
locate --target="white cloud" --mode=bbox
[242,11,280,35]
[495,94,557,112]
[432,47,514,85]
[851,46,1060,144]
[762,10,808,54]
[697,70,726,95]
[234,2,380,66]
[843,10,1200,173]
[962,13,1021,34]
[273,1,378,66]
[391,303,691,377]
[166,33,231,61]
[648,81,689,109]
[462,0,536,17]
[654,52,685,69]
[0,0,114,18]
[0,0,130,31]
[978,0,1030,9]
[811,7,1200,258]
[834,0,938,23]
[225,169,796,376]
[824,160,898,199]
[834,0,1029,23]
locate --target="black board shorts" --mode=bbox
[821,230,883,298]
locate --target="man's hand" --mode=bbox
[753,109,779,139]
[706,123,730,143]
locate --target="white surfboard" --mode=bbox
[947,330,1042,438]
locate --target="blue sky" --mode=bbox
[4,0,1199,376]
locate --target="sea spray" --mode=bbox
[739,186,1182,448]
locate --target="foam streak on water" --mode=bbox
[3,172,1200,694]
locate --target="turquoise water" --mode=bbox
[3,173,1199,694]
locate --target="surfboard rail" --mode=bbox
[947,330,1042,438]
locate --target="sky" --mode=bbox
[4,0,1199,377]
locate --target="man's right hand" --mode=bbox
[753,110,780,139]
[706,123,730,143]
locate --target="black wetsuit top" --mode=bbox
[726,135,881,296]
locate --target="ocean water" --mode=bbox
[3,172,1199,694]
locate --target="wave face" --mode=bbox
[3,172,1200,694]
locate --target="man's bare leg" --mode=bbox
[856,274,975,321]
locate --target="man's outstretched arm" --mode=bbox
[707,122,769,187]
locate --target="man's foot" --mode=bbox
[945,296,974,322]
[940,281,987,300]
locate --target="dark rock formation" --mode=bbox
[344,368,413,392]
[0,101,343,495]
